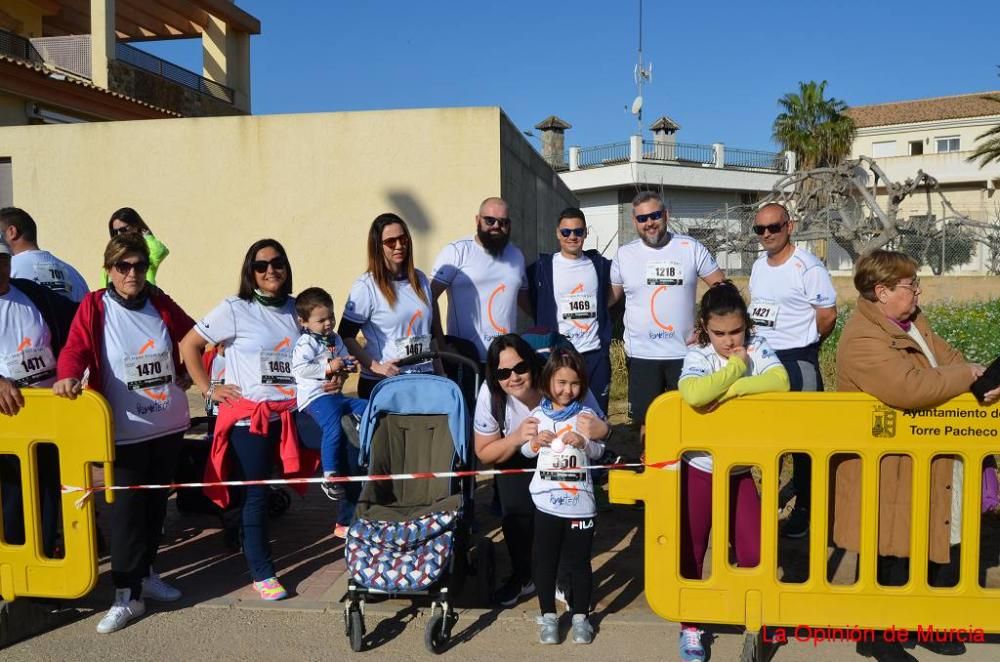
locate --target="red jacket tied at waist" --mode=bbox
[204,397,319,508]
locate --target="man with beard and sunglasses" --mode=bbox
[748,203,837,539]
[609,191,724,445]
[431,197,529,365]
[527,207,613,413]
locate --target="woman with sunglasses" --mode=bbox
[104,208,169,286]
[54,232,195,634]
[338,213,437,398]
[179,239,311,602]
[474,333,610,608]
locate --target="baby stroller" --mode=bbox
[343,352,494,654]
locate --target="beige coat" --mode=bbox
[834,297,973,563]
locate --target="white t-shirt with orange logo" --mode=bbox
[610,235,719,360]
[100,294,189,444]
[0,284,56,388]
[195,297,299,416]
[431,237,527,361]
[551,253,600,353]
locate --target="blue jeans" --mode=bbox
[303,394,367,527]
[229,423,281,582]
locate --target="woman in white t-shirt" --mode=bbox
[180,238,307,603]
[474,334,609,609]
[339,213,437,398]
[53,233,195,635]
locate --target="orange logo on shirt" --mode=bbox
[487,284,508,333]
[17,337,31,352]
[649,285,674,332]
[406,310,423,337]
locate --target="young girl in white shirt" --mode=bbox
[675,281,789,662]
[522,346,605,646]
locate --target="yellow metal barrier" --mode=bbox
[611,392,1000,639]
[0,390,114,601]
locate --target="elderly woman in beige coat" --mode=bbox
[834,250,999,662]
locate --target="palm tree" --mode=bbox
[772,81,856,171]
[968,94,1000,168]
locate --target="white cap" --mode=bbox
[0,234,10,256]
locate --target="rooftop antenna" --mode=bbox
[631,0,652,135]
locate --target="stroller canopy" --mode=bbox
[358,374,469,466]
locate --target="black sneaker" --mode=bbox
[918,639,966,656]
[781,505,809,539]
[495,579,536,607]
[857,639,917,661]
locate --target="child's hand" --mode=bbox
[328,357,346,375]
[730,346,749,368]
[562,431,586,449]
[343,356,359,373]
[530,430,556,453]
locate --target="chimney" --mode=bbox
[650,115,681,145]
[534,115,572,168]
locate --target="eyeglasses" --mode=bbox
[112,260,149,275]
[482,216,511,228]
[251,256,288,273]
[495,360,530,381]
[110,226,132,237]
[895,278,921,293]
[752,221,788,236]
[634,209,665,224]
[559,228,587,238]
[381,235,408,249]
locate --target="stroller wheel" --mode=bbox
[475,537,495,607]
[267,488,292,518]
[424,613,451,654]
[347,608,364,652]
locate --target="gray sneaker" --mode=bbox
[537,613,559,644]
[571,613,593,644]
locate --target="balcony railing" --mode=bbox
[577,142,630,168]
[0,29,43,66]
[724,146,788,172]
[643,140,716,166]
[116,43,233,103]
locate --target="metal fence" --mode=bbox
[30,35,91,78]
[642,140,716,166]
[115,43,233,103]
[0,29,43,66]
[577,142,630,168]
[724,146,788,173]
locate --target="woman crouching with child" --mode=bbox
[675,280,789,662]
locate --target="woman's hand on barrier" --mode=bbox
[0,377,25,416]
[52,378,83,401]
[562,430,586,449]
[983,386,1000,405]
[371,359,400,378]
[514,416,540,444]
[210,383,242,405]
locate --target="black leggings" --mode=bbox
[497,472,535,584]
[532,510,595,616]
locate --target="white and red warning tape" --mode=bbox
[61,460,679,509]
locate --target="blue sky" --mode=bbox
[143,0,1000,153]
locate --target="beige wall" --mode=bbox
[852,117,1000,159]
[0,92,27,126]
[0,106,573,319]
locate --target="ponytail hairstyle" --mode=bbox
[695,279,754,347]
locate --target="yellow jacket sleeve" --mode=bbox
[722,365,790,402]
[678,356,746,407]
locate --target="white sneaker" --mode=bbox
[141,572,182,602]
[96,588,146,634]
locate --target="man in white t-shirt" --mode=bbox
[748,202,837,538]
[527,208,613,413]
[609,191,724,440]
[431,196,529,362]
[1,207,89,303]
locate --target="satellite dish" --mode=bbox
[631,96,643,115]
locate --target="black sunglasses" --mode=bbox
[634,209,665,223]
[381,235,408,249]
[112,260,149,275]
[251,256,288,273]
[110,226,132,237]
[495,360,530,381]
[482,216,511,228]
[559,228,586,238]
[752,221,788,236]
